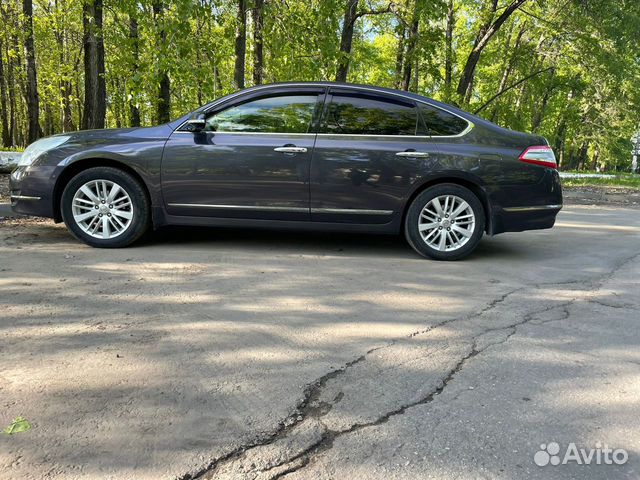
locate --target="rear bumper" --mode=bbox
[488,168,563,235]
[490,204,562,234]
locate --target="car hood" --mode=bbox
[57,125,173,145]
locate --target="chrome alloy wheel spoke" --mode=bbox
[418,194,476,252]
[71,179,134,239]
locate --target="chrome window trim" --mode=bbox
[172,131,316,136]
[175,87,326,133]
[174,83,474,139]
[503,204,563,212]
[316,133,436,140]
[414,99,474,138]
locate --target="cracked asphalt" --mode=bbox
[1,203,639,480]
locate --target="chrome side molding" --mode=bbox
[503,204,563,212]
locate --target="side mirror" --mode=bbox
[183,113,206,132]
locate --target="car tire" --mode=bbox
[61,166,150,248]
[404,183,485,260]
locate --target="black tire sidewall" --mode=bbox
[61,167,150,248]
[405,184,485,260]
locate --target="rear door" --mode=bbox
[310,88,439,224]
[161,87,325,221]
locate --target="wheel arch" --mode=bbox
[401,175,492,234]
[53,159,151,223]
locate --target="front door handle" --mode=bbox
[396,150,430,158]
[274,146,308,154]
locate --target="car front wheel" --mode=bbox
[404,184,485,260]
[61,166,150,248]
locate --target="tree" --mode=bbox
[128,14,140,127]
[23,0,41,142]
[82,0,106,129]
[442,0,454,102]
[400,0,424,91]
[152,0,170,123]
[234,0,246,89]
[0,37,10,147]
[252,0,264,85]
[456,0,529,104]
[336,0,394,82]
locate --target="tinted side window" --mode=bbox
[206,95,318,133]
[419,104,469,136]
[325,94,418,136]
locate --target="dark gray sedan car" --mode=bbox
[10,82,562,260]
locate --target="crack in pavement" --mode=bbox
[183,251,640,480]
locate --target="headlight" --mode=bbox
[18,135,71,167]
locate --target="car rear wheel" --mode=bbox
[405,184,485,260]
[61,167,150,248]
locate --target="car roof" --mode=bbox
[171,81,499,133]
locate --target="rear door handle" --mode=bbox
[396,151,429,158]
[274,146,308,153]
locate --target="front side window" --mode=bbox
[206,95,319,133]
[419,104,469,136]
[324,94,418,136]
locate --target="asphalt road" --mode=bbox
[1,204,639,480]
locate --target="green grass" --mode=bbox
[0,147,24,153]
[561,172,640,189]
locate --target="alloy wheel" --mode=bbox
[71,179,134,239]
[418,194,476,252]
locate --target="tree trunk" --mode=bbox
[0,38,11,147]
[44,103,54,136]
[252,0,264,85]
[336,0,358,82]
[153,0,170,123]
[531,83,552,132]
[554,117,567,168]
[23,0,41,143]
[129,15,141,127]
[7,36,18,146]
[82,0,106,130]
[394,22,406,89]
[401,0,423,91]
[443,0,454,102]
[54,6,76,132]
[456,0,528,103]
[234,0,246,89]
[214,65,222,98]
[489,22,524,121]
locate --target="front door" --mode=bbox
[161,89,325,221]
[310,88,439,224]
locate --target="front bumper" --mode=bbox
[9,166,57,218]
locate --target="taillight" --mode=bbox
[519,146,557,169]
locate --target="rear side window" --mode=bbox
[206,94,319,133]
[324,94,418,136]
[419,104,469,136]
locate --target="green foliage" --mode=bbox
[0,0,638,171]
[562,173,640,189]
[2,416,32,435]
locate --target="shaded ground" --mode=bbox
[1,174,639,479]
